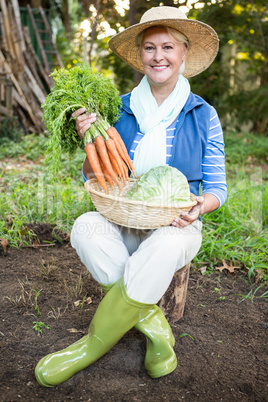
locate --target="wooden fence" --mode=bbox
[0,0,62,132]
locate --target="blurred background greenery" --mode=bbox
[41,0,268,136]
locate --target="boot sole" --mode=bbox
[146,355,177,379]
[35,358,55,387]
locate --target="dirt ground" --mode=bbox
[0,223,267,402]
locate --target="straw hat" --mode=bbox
[109,6,219,78]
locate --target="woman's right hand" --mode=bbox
[71,108,97,139]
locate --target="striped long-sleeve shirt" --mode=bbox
[128,106,227,207]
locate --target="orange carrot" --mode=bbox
[108,149,125,184]
[94,135,121,189]
[84,143,108,194]
[105,138,127,182]
[121,159,130,182]
[99,158,114,189]
[106,127,136,176]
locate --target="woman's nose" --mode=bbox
[154,48,164,62]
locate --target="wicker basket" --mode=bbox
[85,178,197,230]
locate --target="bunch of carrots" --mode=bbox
[42,64,134,188]
[84,117,136,194]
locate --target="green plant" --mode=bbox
[194,156,268,281]
[39,258,59,278]
[234,285,268,303]
[214,287,226,301]
[179,333,195,341]
[0,116,23,143]
[48,307,63,319]
[190,1,268,134]
[32,321,50,335]
[0,133,47,160]
[224,131,268,165]
[63,272,85,303]
[0,148,95,247]
[80,295,87,312]
[33,289,42,316]
[18,277,35,307]
[4,278,44,317]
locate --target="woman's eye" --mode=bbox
[164,45,173,50]
[145,46,154,51]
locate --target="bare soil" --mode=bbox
[0,224,267,402]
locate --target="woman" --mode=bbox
[35,6,227,386]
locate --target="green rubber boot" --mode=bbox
[101,283,177,378]
[35,279,154,387]
[135,305,177,378]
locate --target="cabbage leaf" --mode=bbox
[125,166,191,205]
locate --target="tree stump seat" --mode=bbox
[159,263,190,323]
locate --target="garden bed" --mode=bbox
[0,224,267,401]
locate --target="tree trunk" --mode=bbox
[80,0,91,18]
[31,0,41,7]
[62,0,71,43]
[159,263,191,323]
[88,0,100,66]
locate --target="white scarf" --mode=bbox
[130,74,190,176]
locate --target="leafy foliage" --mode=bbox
[96,37,135,94]
[224,131,268,164]
[190,0,268,134]
[0,117,24,143]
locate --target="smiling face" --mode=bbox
[140,26,187,94]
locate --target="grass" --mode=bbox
[0,131,94,246]
[0,124,267,281]
[4,276,43,315]
[195,161,268,279]
[192,130,268,281]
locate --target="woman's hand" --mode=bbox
[71,108,97,139]
[171,196,204,228]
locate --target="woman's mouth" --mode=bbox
[152,65,168,71]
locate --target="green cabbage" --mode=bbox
[125,166,191,205]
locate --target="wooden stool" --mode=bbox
[159,263,190,323]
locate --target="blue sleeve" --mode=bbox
[82,167,88,183]
[201,107,227,207]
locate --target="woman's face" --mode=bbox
[140,26,187,91]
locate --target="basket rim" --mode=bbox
[85,178,197,209]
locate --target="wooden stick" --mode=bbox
[0,12,8,51]
[11,0,26,52]
[0,49,40,130]
[23,46,47,95]
[26,4,50,76]
[0,0,15,56]
[23,26,53,88]
[39,6,63,68]
[8,1,24,71]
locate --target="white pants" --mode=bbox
[71,212,202,304]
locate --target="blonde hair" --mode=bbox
[137,26,189,49]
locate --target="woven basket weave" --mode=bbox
[85,178,197,230]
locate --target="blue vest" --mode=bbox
[114,92,211,196]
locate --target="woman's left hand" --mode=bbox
[171,196,204,228]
